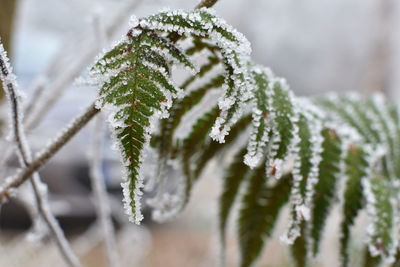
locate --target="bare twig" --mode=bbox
[0,42,81,267]
[0,102,99,202]
[195,0,220,9]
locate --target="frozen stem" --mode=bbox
[0,42,81,267]
[0,102,100,201]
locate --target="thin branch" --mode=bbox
[0,42,81,267]
[195,0,220,9]
[0,102,99,202]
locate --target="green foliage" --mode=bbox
[92,28,195,223]
[238,169,292,267]
[365,175,397,260]
[219,148,249,249]
[340,146,369,267]
[291,222,308,267]
[92,7,400,267]
[310,128,342,255]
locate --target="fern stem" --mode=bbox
[0,102,100,202]
[0,44,81,267]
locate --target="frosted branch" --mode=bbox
[0,102,100,201]
[0,42,81,267]
[195,0,220,9]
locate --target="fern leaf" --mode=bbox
[152,73,224,194]
[219,148,249,251]
[260,77,299,180]
[193,114,252,178]
[180,107,220,204]
[244,65,273,168]
[291,222,308,267]
[366,95,398,179]
[238,169,292,267]
[91,26,195,224]
[363,174,398,262]
[340,145,369,267]
[157,74,224,156]
[310,128,342,255]
[180,111,251,211]
[282,109,323,245]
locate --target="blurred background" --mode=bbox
[0,0,399,266]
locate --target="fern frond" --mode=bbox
[282,106,323,245]
[179,110,251,210]
[92,7,253,223]
[310,128,342,255]
[243,65,273,168]
[363,174,398,262]
[179,107,220,206]
[340,145,369,267]
[291,222,308,267]
[238,169,292,267]
[193,114,252,178]
[152,73,224,190]
[91,26,195,224]
[156,74,224,155]
[89,7,400,267]
[219,148,249,251]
